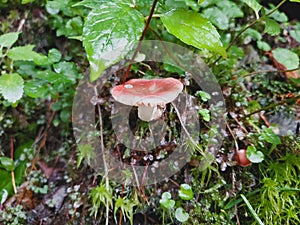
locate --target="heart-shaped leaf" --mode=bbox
[175,207,189,222]
[159,192,175,209]
[246,146,264,163]
[82,1,144,81]
[161,9,226,57]
[0,73,24,103]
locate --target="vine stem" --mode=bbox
[211,0,287,66]
[122,0,159,83]
[242,95,300,119]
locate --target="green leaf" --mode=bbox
[47,48,62,64]
[264,18,280,36]
[290,25,300,43]
[216,1,243,19]
[0,157,15,171]
[257,41,271,51]
[261,127,282,145]
[0,32,20,47]
[242,0,262,18]
[77,144,95,168]
[7,45,41,61]
[196,90,211,102]
[175,207,189,222]
[290,0,300,2]
[240,194,264,225]
[272,48,299,70]
[0,73,24,103]
[198,108,210,122]
[161,10,227,57]
[246,146,264,163]
[159,192,175,209]
[22,0,35,3]
[73,0,110,8]
[53,61,81,83]
[178,183,194,200]
[24,80,48,98]
[202,7,229,30]
[82,1,144,81]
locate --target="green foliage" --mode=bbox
[160,192,175,209]
[0,73,24,103]
[246,146,264,163]
[0,205,27,225]
[242,0,262,19]
[272,48,299,70]
[0,32,20,48]
[178,184,194,200]
[90,181,139,224]
[161,9,226,57]
[175,207,189,223]
[82,0,144,81]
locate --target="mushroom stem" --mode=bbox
[138,105,163,121]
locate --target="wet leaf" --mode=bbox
[261,127,282,145]
[246,146,264,163]
[0,157,15,171]
[202,7,229,30]
[175,207,189,222]
[242,0,262,18]
[161,10,226,57]
[0,73,24,103]
[24,80,48,98]
[0,32,20,47]
[272,48,299,70]
[178,183,194,200]
[160,192,175,209]
[198,108,210,122]
[82,1,144,81]
[7,45,41,61]
[264,17,280,36]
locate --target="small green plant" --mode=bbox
[0,205,27,225]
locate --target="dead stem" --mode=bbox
[93,86,110,225]
[10,138,17,194]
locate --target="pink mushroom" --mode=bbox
[111,78,183,121]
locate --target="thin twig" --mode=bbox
[242,95,300,119]
[242,67,300,78]
[123,0,159,82]
[94,86,110,225]
[10,138,17,194]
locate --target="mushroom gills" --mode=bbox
[138,105,163,121]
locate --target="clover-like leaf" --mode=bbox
[82,0,144,81]
[0,73,24,103]
[159,192,175,209]
[161,10,226,57]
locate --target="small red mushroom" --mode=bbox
[234,149,251,167]
[111,78,183,121]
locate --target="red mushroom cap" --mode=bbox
[111,78,183,107]
[235,149,251,167]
